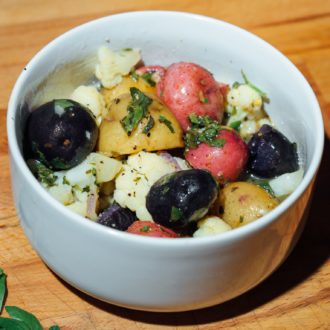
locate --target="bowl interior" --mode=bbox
[9,11,323,226]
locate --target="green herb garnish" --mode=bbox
[140,225,151,233]
[239,215,244,223]
[130,71,139,82]
[247,178,275,197]
[86,167,97,177]
[170,207,183,222]
[28,160,58,187]
[159,115,175,133]
[0,268,60,329]
[184,114,226,149]
[133,177,141,184]
[143,115,155,134]
[229,120,241,131]
[120,87,153,136]
[82,186,90,193]
[54,99,73,109]
[141,72,156,87]
[0,269,6,313]
[232,81,240,88]
[62,176,70,185]
[209,139,226,147]
[5,306,43,330]
[31,142,48,165]
[50,157,67,170]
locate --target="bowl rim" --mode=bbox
[7,10,324,247]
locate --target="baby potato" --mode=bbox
[219,182,279,228]
[157,62,224,131]
[97,92,183,156]
[101,75,156,113]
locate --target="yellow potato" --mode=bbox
[97,92,184,156]
[219,182,279,228]
[101,75,156,115]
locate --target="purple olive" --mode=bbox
[97,204,136,231]
[247,124,299,178]
[26,99,98,170]
[146,169,218,229]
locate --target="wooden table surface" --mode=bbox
[1,1,329,329]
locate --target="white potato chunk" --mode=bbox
[193,216,232,237]
[227,84,262,112]
[88,152,122,184]
[95,46,141,88]
[269,168,304,197]
[64,152,122,188]
[66,200,88,218]
[47,182,74,205]
[70,85,105,125]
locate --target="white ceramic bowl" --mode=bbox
[7,11,324,312]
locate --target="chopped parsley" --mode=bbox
[232,81,240,89]
[247,178,275,197]
[50,157,67,170]
[170,206,183,222]
[239,215,244,223]
[140,225,151,233]
[142,115,155,134]
[133,176,141,183]
[62,176,70,185]
[28,160,58,187]
[32,143,48,166]
[159,115,175,133]
[198,90,209,104]
[86,167,97,177]
[54,99,73,109]
[130,71,157,87]
[82,186,90,193]
[141,72,156,87]
[120,87,153,136]
[130,71,139,81]
[184,114,226,150]
[229,120,241,131]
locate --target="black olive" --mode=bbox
[146,169,218,229]
[26,99,98,170]
[97,204,136,231]
[247,124,299,178]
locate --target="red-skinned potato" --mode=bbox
[157,62,224,131]
[127,221,179,238]
[185,128,248,182]
[135,65,166,83]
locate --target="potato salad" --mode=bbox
[24,46,303,238]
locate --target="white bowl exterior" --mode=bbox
[7,11,324,311]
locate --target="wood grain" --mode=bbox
[1,1,329,329]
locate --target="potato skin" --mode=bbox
[97,92,183,156]
[219,182,279,228]
[185,128,248,182]
[157,62,224,131]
